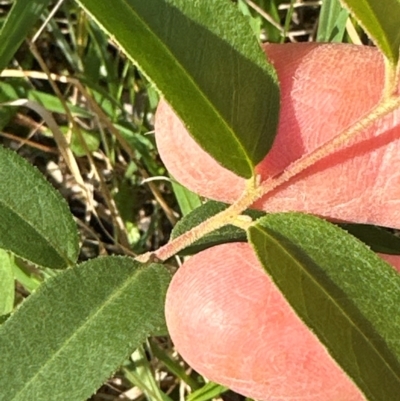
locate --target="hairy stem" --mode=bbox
[137,94,400,264]
[136,177,260,263]
[256,94,400,200]
[383,57,399,98]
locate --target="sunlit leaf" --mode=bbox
[77,0,280,178]
[0,256,170,401]
[340,0,400,63]
[248,213,400,401]
[187,382,228,401]
[12,258,41,293]
[0,146,79,269]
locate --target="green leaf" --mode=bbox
[340,0,400,63]
[0,256,171,401]
[0,81,22,130]
[187,382,228,401]
[237,0,262,39]
[149,339,200,390]
[0,146,79,269]
[171,201,264,255]
[0,81,91,118]
[248,213,400,401]
[317,0,349,42]
[12,258,41,293]
[339,223,400,255]
[53,126,101,157]
[125,346,174,401]
[28,89,91,118]
[0,81,90,131]
[0,0,52,71]
[77,0,280,178]
[170,179,202,217]
[0,249,14,316]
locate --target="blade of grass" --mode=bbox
[187,382,228,401]
[0,0,53,71]
[126,345,175,401]
[317,0,349,42]
[149,339,200,391]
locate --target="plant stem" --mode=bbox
[383,57,399,99]
[136,177,260,263]
[136,94,400,264]
[256,94,400,200]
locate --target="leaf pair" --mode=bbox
[0,144,172,400]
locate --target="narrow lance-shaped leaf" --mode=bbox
[77,0,280,178]
[128,347,174,401]
[340,0,400,63]
[0,256,171,401]
[248,213,400,401]
[0,146,79,269]
[0,0,53,71]
[0,81,91,132]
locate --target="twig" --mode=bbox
[136,93,400,263]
